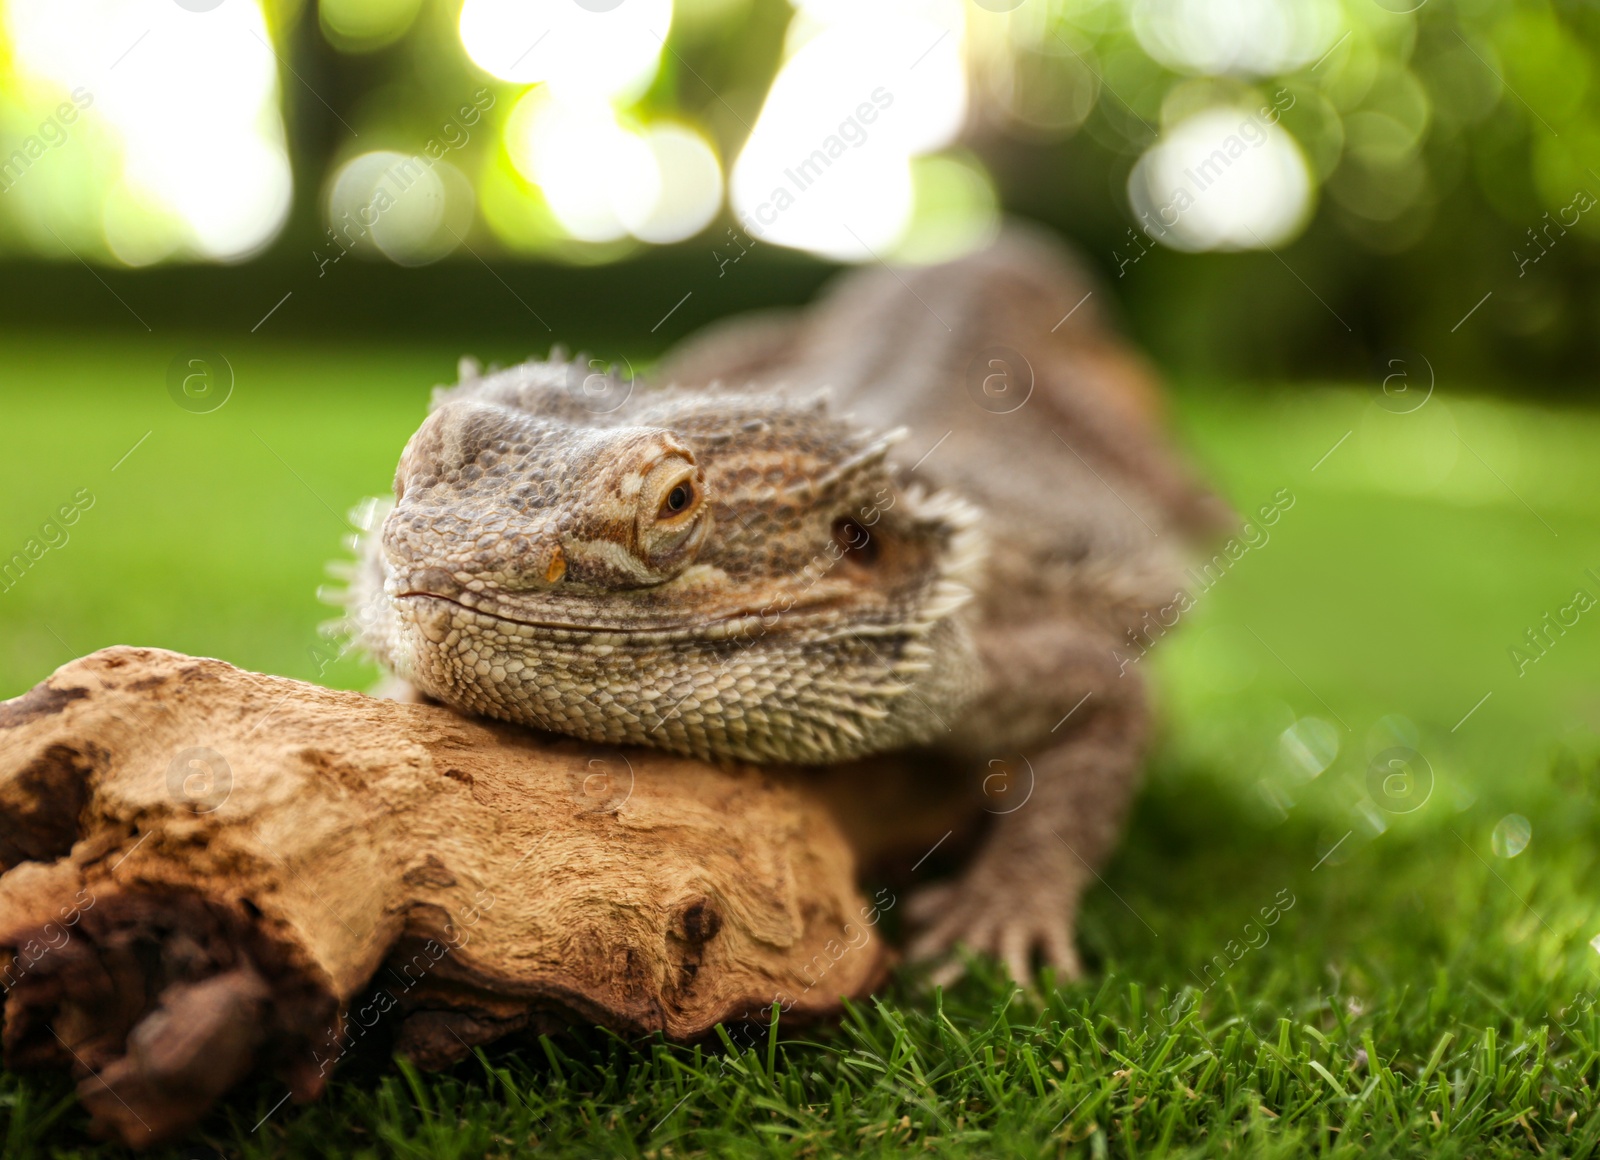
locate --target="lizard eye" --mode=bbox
[634,450,710,578]
[660,481,696,518]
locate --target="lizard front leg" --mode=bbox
[908,673,1147,984]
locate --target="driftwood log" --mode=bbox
[0,647,911,1146]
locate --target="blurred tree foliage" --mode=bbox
[968,0,1600,385]
[0,0,1596,391]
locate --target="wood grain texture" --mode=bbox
[0,647,889,1146]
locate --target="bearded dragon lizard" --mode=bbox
[338,224,1226,982]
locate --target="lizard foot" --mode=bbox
[907,872,1082,986]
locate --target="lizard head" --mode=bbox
[354,358,983,764]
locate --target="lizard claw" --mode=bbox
[907,877,1082,986]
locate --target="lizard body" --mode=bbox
[341,224,1226,979]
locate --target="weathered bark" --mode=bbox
[0,648,892,1146]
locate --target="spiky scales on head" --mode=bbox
[348,354,985,764]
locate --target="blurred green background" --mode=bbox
[6,339,1600,1157]
[0,0,1596,381]
[3,0,1600,1155]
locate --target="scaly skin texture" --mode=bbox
[341,225,1227,982]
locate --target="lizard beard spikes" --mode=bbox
[331,355,988,764]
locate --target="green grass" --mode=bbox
[2,335,1600,1157]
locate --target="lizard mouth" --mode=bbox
[395,590,812,641]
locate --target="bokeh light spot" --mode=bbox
[1132,0,1344,78]
[326,151,474,266]
[505,89,655,244]
[458,0,671,100]
[1128,106,1313,252]
[892,151,999,265]
[5,0,292,261]
[730,3,968,261]
[621,125,723,244]
[1491,814,1531,859]
[320,0,425,51]
[1279,716,1340,778]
